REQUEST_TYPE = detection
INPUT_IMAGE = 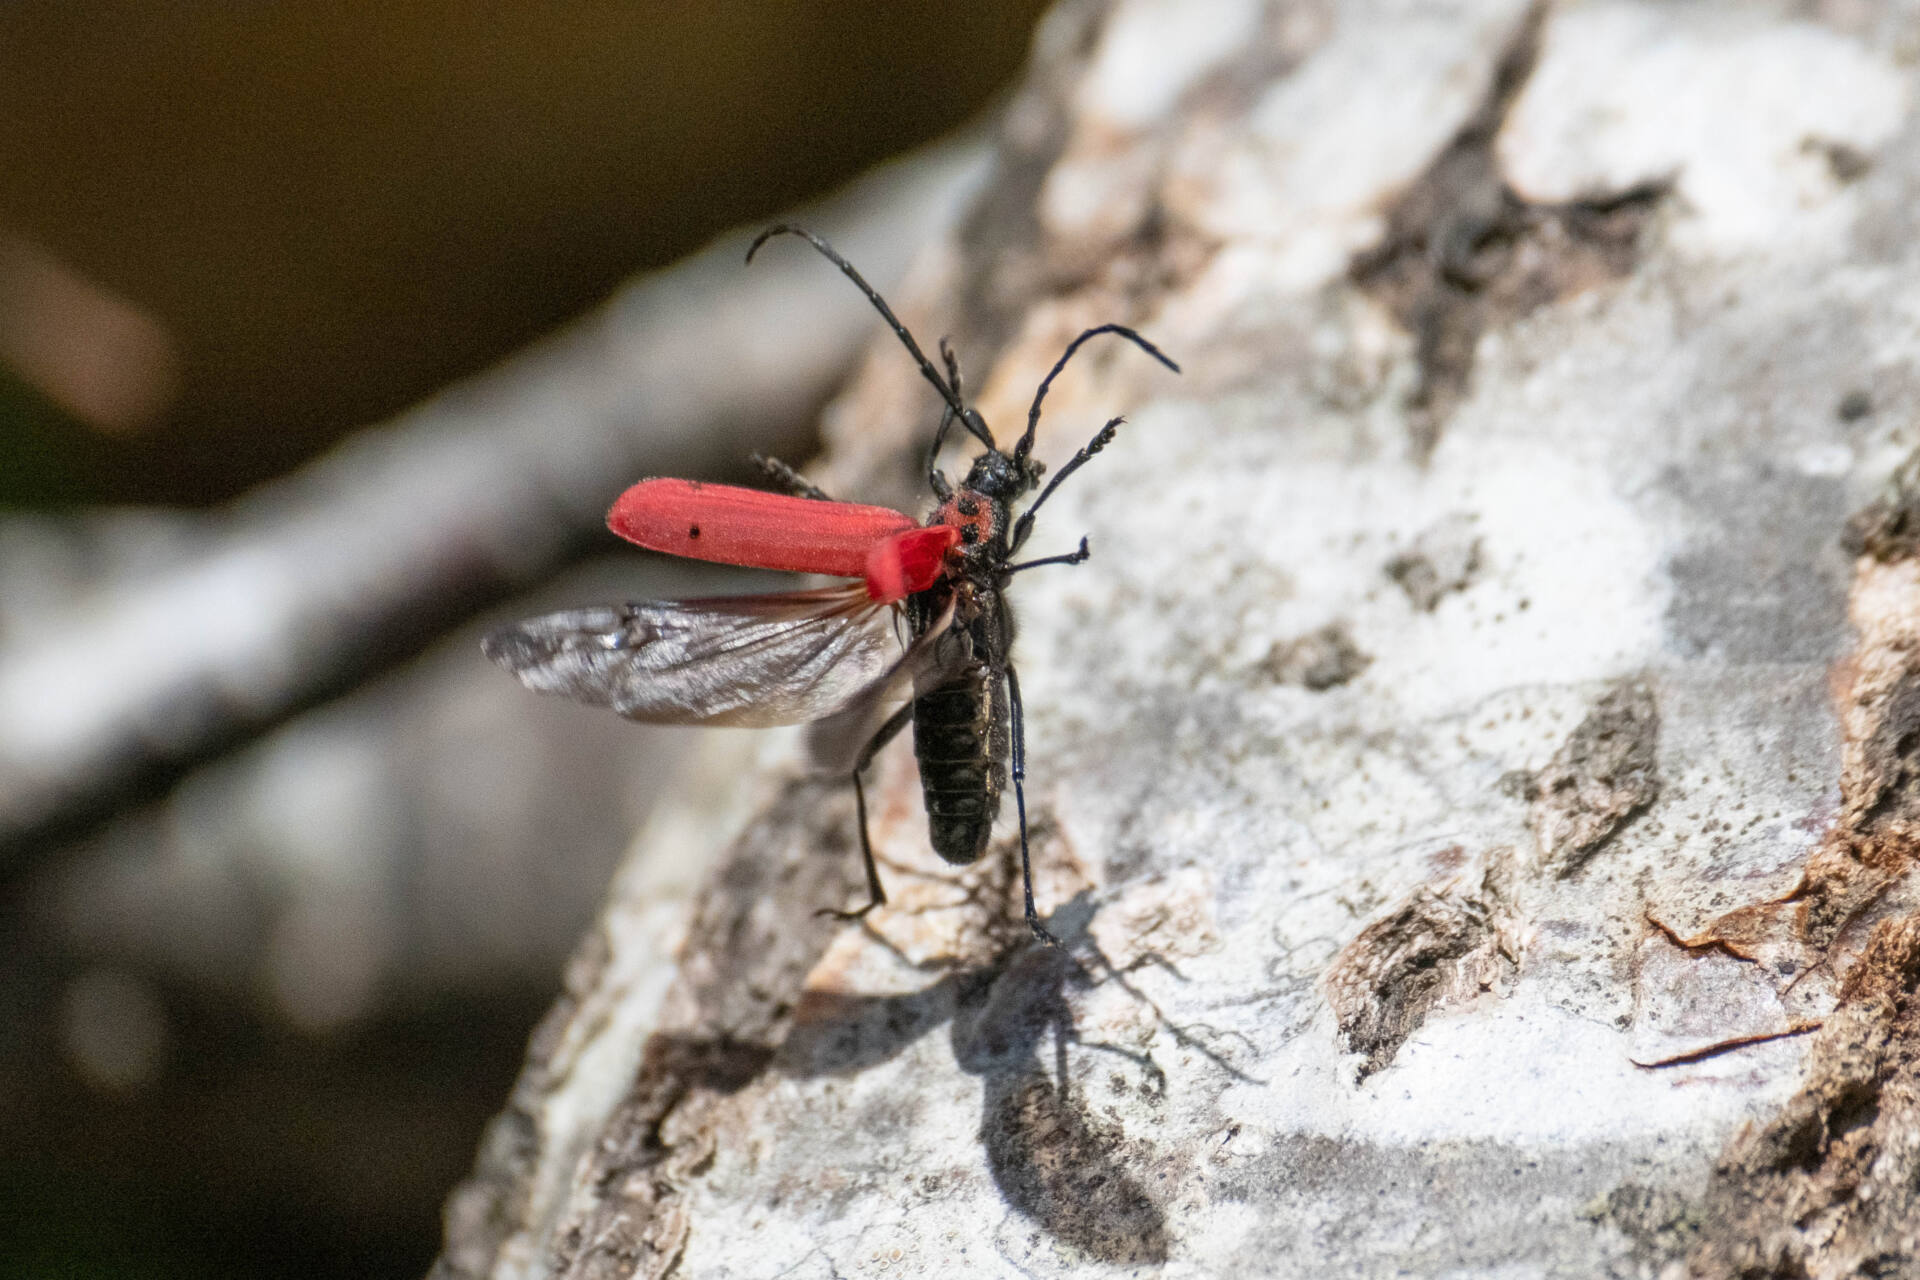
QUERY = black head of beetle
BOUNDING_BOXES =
[960,448,1031,502]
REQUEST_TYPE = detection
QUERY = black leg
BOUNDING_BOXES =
[924,337,969,501]
[927,410,955,502]
[940,336,965,403]
[1009,416,1124,555]
[825,702,916,921]
[1007,536,1091,576]
[751,452,833,502]
[1005,664,1059,945]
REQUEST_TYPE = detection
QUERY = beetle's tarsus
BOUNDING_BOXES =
[751,452,833,502]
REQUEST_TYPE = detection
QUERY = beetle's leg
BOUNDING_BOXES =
[1005,664,1059,945]
[940,336,966,404]
[942,334,998,455]
[927,409,956,502]
[823,701,917,922]
[1007,536,1091,576]
[1009,416,1124,554]
[751,452,834,502]
[925,337,969,500]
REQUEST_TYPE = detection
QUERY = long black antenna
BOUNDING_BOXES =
[1014,324,1180,464]
[747,225,996,449]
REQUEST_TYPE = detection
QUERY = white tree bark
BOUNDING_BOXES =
[436,2,1920,1276]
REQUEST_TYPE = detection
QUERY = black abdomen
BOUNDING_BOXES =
[913,668,1005,865]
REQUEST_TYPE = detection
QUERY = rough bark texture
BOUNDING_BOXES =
[438,0,1920,1275]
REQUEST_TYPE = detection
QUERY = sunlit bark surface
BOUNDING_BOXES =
[438,2,1920,1276]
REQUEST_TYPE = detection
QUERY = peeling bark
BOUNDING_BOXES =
[1528,680,1661,874]
[1324,855,1520,1079]
[1690,917,1920,1280]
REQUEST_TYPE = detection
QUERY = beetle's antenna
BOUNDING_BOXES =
[1013,324,1180,464]
[748,225,996,449]
[1009,417,1123,554]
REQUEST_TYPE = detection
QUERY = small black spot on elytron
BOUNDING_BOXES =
[961,525,980,545]
[689,524,701,538]
[957,495,981,516]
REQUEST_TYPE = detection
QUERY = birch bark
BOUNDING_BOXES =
[438,2,1920,1276]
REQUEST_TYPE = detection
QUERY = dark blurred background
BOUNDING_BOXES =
[1,0,1044,506]
[0,3,1046,1277]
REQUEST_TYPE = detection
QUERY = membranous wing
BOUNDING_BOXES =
[482,584,915,727]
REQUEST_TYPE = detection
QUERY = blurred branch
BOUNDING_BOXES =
[0,137,990,864]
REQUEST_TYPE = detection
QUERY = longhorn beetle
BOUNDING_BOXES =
[483,226,1178,942]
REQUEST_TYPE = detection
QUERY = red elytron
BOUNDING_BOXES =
[608,478,959,603]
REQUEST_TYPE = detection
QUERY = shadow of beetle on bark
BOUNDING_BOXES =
[774,895,1220,1265]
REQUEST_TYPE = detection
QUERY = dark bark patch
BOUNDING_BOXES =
[1350,2,1664,457]
[1811,138,1874,184]
[1526,680,1660,874]
[1768,655,1920,964]
[1259,621,1372,690]
[1324,859,1519,1080]
[1850,671,1920,845]
[1838,388,1874,422]
[1385,514,1482,611]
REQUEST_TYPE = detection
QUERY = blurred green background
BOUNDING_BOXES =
[0,3,1046,1277]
